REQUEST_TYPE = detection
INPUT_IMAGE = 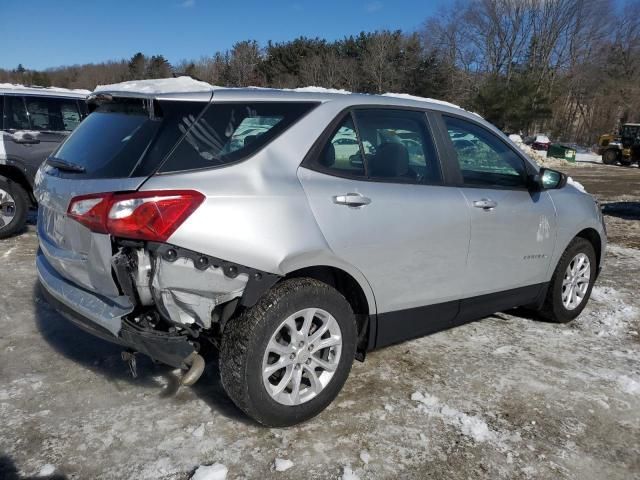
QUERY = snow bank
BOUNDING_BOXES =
[191,463,227,480]
[0,83,90,96]
[273,458,294,472]
[95,76,216,95]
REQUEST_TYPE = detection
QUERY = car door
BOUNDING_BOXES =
[298,108,471,346]
[439,114,557,306]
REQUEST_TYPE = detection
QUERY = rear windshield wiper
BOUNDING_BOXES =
[47,158,86,173]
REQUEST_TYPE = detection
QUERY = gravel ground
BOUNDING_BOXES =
[0,163,638,480]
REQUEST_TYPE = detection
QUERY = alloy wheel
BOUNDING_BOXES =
[0,188,17,229]
[561,252,591,310]
[262,308,342,406]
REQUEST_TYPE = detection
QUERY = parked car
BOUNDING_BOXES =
[525,134,551,151]
[35,80,606,427]
[0,85,89,238]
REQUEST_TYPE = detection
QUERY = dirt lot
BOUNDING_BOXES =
[1,163,639,480]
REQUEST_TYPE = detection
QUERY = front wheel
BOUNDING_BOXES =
[602,149,618,165]
[538,237,597,323]
[220,278,357,427]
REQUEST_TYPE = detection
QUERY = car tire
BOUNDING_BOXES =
[538,237,597,323]
[219,277,357,427]
[0,176,29,239]
[602,149,618,165]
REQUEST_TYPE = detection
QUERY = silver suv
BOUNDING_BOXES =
[35,79,606,427]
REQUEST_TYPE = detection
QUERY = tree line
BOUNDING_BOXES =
[1,0,638,145]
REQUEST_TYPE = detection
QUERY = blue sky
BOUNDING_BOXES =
[0,0,447,70]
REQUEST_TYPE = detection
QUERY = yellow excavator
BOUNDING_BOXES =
[598,123,640,166]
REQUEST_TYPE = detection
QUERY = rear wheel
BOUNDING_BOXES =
[602,149,618,165]
[219,278,357,427]
[0,176,29,239]
[538,237,597,323]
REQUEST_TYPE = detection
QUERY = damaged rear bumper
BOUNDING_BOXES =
[37,251,197,368]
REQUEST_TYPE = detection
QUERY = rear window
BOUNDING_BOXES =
[157,102,318,173]
[52,99,163,178]
[50,100,316,179]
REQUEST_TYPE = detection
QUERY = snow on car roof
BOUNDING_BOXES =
[94,76,217,95]
[0,83,90,97]
[92,77,481,117]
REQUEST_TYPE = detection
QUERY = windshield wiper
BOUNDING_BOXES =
[47,158,86,173]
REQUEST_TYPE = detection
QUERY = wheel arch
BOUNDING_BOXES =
[283,264,376,357]
[575,227,603,269]
[0,164,35,205]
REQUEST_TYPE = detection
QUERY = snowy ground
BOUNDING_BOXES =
[0,164,639,480]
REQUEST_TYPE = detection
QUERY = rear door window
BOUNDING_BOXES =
[25,96,82,132]
[307,108,441,185]
[158,102,318,173]
[4,96,30,130]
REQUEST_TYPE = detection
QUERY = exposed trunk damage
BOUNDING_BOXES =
[112,242,279,333]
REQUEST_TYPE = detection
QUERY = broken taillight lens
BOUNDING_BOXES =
[67,190,205,242]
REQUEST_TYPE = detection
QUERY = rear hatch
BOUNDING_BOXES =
[35,95,210,301]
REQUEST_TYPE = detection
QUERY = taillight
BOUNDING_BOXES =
[67,190,205,242]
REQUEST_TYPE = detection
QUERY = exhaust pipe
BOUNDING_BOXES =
[181,352,205,386]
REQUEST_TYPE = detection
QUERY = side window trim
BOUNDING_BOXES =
[349,110,369,177]
[439,112,534,190]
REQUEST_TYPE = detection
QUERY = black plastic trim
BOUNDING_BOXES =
[371,283,547,350]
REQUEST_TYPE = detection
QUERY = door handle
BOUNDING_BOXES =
[333,193,371,207]
[473,198,497,210]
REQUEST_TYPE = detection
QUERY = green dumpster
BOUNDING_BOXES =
[548,144,576,162]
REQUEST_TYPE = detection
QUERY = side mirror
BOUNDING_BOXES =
[539,168,567,190]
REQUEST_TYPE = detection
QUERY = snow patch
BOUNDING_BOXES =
[359,450,371,465]
[292,86,351,94]
[567,176,587,193]
[38,464,56,476]
[341,465,361,480]
[411,391,496,443]
[191,463,228,480]
[581,285,638,337]
[383,92,483,118]
[95,76,217,95]
[191,423,205,438]
[0,83,90,96]
[273,458,294,472]
[617,375,640,395]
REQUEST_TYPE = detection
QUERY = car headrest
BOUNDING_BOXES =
[320,142,336,167]
[244,135,258,147]
[369,142,409,177]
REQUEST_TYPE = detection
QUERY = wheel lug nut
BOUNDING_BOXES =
[298,341,305,348]
[289,353,295,360]
[295,364,301,370]
[308,344,313,351]
[305,359,311,365]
